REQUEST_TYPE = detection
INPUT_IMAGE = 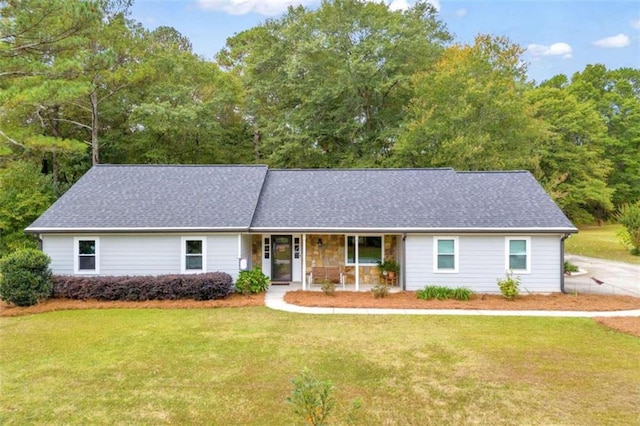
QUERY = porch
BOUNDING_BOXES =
[250,233,403,291]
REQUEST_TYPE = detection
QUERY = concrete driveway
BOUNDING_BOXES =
[564,254,640,297]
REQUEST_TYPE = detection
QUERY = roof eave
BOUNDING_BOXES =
[247,226,579,234]
[25,226,250,234]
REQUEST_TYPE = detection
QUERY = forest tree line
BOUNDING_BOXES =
[1,0,639,254]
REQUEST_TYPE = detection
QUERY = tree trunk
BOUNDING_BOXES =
[253,126,261,162]
[90,90,99,165]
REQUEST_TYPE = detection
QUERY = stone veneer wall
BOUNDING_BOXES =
[305,234,399,285]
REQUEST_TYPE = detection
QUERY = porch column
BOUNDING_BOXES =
[302,233,307,290]
[355,234,360,292]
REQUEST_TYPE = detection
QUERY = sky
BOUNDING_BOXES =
[131,0,640,83]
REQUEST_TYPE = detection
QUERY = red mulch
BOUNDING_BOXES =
[0,293,264,317]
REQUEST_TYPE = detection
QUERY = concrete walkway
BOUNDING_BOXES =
[265,284,640,318]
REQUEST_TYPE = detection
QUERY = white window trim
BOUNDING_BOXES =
[181,236,207,273]
[505,237,531,274]
[433,236,459,273]
[345,235,384,266]
[74,237,100,275]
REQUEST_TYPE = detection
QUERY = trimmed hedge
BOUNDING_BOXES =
[0,249,53,306]
[52,272,234,301]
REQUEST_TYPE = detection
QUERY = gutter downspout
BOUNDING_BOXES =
[401,233,407,291]
[560,233,570,294]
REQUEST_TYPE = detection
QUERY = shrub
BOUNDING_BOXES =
[451,287,474,301]
[320,279,336,296]
[234,267,270,295]
[564,261,579,274]
[416,285,474,301]
[52,272,233,301]
[616,201,640,255]
[371,283,389,298]
[286,368,335,426]
[497,274,520,300]
[0,249,53,306]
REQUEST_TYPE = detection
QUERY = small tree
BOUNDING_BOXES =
[0,249,53,306]
[616,201,640,255]
[286,368,336,426]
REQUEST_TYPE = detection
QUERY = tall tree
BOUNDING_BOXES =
[526,85,613,222]
[0,161,55,256]
[568,65,640,208]
[0,0,143,170]
[116,26,253,164]
[217,0,450,167]
[393,35,543,171]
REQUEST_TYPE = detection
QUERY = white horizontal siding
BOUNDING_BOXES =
[405,234,562,293]
[207,234,241,281]
[42,235,74,275]
[41,233,241,279]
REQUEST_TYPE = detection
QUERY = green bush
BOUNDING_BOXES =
[416,285,474,301]
[0,249,53,306]
[616,201,640,255]
[235,267,270,295]
[564,261,579,274]
[497,274,520,300]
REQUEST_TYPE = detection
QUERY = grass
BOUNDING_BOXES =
[1,308,639,425]
[566,224,640,264]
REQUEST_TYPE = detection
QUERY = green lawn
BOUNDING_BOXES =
[566,224,640,264]
[1,308,639,425]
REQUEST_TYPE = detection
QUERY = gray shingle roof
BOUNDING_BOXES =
[250,168,576,232]
[27,165,576,233]
[27,165,268,232]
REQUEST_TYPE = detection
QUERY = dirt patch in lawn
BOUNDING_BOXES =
[0,293,264,317]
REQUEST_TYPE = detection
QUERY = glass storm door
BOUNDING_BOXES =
[272,235,292,282]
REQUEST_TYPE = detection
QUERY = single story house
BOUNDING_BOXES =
[26,165,577,293]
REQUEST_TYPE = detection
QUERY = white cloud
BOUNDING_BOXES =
[527,42,573,59]
[593,33,631,48]
[196,0,316,16]
[631,19,640,29]
[454,8,467,18]
[388,0,411,11]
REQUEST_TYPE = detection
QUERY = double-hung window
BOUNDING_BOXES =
[346,236,383,265]
[506,237,530,273]
[74,237,99,274]
[434,237,458,273]
[182,237,206,273]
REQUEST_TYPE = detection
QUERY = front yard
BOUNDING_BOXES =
[1,307,639,425]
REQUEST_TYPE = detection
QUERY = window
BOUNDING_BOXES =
[434,237,458,273]
[346,236,383,265]
[74,237,99,274]
[182,237,206,273]
[506,237,530,273]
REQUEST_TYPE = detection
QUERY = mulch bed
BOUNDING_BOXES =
[283,290,640,311]
[0,293,264,317]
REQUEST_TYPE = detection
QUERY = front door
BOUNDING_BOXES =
[272,235,292,282]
